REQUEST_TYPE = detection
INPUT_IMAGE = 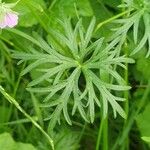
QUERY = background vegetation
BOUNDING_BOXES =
[0,0,150,150]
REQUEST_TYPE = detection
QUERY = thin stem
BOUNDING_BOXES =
[0,35,14,46]
[7,63,26,122]
[102,71,109,150]
[49,0,57,10]
[25,2,69,56]
[78,122,87,141]
[31,93,44,127]
[112,80,150,150]
[122,44,129,150]
[123,45,129,150]
[135,85,149,88]
[122,0,131,146]
[103,117,108,150]
[95,9,134,32]
[96,69,109,150]
[13,62,26,97]
[95,116,108,150]
[0,85,54,150]
[95,116,104,150]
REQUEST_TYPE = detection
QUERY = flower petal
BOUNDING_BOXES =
[0,20,7,28]
[5,12,18,28]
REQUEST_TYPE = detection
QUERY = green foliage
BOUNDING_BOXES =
[136,57,150,80]
[4,0,46,27]
[110,0,150,57]
[136,103,150,138]
[53,128,80,150]
[0,0,150,150]
[49,0,93,17]
[0,132,36,150]
[141,136,150,143]
[12,16,134,130]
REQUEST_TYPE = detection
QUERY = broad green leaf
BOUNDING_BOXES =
[141,136,150,143]
[49,0,93,17]
[15,0,46,27]
[136,103,150,137]
[136,57,150,80]
[0,133,37,150]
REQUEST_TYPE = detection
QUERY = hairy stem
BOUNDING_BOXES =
[0,85,54,150]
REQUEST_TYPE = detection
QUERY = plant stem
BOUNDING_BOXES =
[95,116,104,150]
[103,117,108,150]
[78,122,87,142]
[123,47,129,150]
[0,85,54,150]
[98,70,109,150]
[7,63,26,123]
[31,92,44,127]
[96,116,108,150]
[122,0,131,145]
[13,62,26,97]
[112,80,150,150]
[95,9,134,32]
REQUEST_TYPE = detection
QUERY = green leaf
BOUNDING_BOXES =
[28,63,74,87]
[54,128,80,150]
[141,136,150,143]
[49,0,93,17]
[83,17,96,50]
[13,16,133,128]
[0,133,37,150]
[136,103,150,137]
[15,0,46,27]
[136,56,150,80]
[7,28,41,47]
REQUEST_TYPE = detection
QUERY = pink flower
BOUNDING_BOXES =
[0,12,18,29]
